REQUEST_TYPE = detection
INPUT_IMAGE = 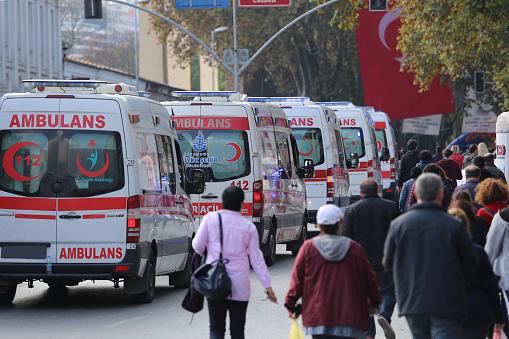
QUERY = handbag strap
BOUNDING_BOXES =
[217,212,224,261]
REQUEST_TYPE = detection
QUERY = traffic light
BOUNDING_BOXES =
[84,0,102,19]
[474,70,485,93]
[369,0,387,11]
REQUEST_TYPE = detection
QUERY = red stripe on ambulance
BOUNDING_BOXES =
[172,116,249,130]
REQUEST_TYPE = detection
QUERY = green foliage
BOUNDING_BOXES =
[146,1,364,101]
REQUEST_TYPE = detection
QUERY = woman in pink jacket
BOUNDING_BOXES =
[192,186,277,339]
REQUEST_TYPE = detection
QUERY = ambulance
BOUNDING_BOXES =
[318,102,382,201]
[247,97,351,227]
[163,92,313,266]
[0,80,204,304]
[370,111,398,201]
[495,111,509,182]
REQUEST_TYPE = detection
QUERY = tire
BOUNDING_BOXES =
[47,282,67,290]
[0,285,16,305]
[264,229,277,267]
[170,250,193,289]
[132,256,156,304]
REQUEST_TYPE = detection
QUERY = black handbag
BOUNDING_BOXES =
[191,213,232,300]
[181,253,205,313]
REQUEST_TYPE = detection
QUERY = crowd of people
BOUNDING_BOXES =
[188,140,509,339]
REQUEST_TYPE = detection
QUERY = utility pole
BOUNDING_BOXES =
[232,0,239,91]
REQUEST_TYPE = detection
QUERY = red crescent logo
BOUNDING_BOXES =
[226,142,242,162]
[2,141,40,182]
[298,144,314,157]
[76,151,110,177]
[377,140,383,151]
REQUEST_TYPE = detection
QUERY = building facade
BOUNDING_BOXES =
[0,0,62,94]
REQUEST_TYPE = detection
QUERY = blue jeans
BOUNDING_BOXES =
[366,290,396,337]
[405,315,461,339]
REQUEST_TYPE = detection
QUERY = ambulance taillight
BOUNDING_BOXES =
[326,168,334,202]
[390,158,396,179]
[127,196,141,243]
[253,180,264,217]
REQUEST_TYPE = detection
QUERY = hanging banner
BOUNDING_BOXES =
[462,88,497,133]
[355,8,455,120]
[402,114,442,136]
[176,0,229,9]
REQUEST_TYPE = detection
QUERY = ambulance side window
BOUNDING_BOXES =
[135,133,162,192]
[275,132,292,179]
[258,130,279,179]
[174,141,186,191]
[335,130,347,168]
[156,135,176,194]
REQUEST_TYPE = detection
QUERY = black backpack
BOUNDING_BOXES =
[191,213,231,300]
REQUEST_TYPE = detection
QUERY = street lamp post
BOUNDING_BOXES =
[211,26,228,91]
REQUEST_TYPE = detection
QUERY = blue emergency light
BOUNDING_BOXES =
[23,79,108,88]
[172,91,239,98]
[317,101,355,106]
[247,97,311,103]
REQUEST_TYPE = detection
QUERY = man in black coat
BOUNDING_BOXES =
[383,173,478,339]
[397,139,419,188]
[342,179,400,339]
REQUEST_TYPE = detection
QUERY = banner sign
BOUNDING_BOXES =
[176,0,229,9]
[402,114,442,136]
[355,8,454,120]
[462,88,497,133]
[239,0,291,7]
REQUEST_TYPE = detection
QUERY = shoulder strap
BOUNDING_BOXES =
[217,212,224,260]
[482,207,495,218]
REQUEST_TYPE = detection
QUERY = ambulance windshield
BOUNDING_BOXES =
[178,130,251,182]
[341,127,366,158]
[292,128,324,167]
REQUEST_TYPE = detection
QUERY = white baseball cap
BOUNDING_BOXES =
[316,204,344,225]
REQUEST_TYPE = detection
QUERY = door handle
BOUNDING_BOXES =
[59,214,82,219]
[201,194,218,200]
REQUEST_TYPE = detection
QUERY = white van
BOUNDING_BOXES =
[248,97,351,228]
[318,102,382,201]
[0,80,203,304]
[163,92,313,266]
[370,111,398,200]
[495,111,509,182]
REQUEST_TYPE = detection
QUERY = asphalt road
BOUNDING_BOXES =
[0,246,412,339]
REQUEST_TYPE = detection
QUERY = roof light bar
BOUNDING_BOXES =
[247,97,311,103]
[172,91,239,98]
[22,79,138,96]
[23,79,108,88]
[317,101,355,107]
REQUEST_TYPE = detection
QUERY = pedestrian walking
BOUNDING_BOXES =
[436,149,463,189]
[397,139,419,188]
[473,156,495,182]
[463,144,478,168]
[285,204,381,339]
[192,186,277,339]
[450,191,488,246]
[408,164,453,210]
[478,142,489,157]
[342,179,400,339]
[454,165,481,208]
[447,208,505,339]
[484,153,507,183]
[475,178,509,228]
[431,146,443,163]
[415,150,433,171]
[383,173,477,339]
[399,167,422,212]
[450,145,464,168]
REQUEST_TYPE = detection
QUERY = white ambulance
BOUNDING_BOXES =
[318,102,382,201]
[0,80,204,304]
[248,97,351,228]
[163,92,313,266]
[495,111,509,182]
[370,111,398,201]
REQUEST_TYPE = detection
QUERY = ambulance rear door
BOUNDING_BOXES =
[56,98,128,264]
[0,97,59,264]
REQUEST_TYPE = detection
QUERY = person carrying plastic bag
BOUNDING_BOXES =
[284,204,381,339]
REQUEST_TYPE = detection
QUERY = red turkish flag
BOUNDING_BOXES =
[355,9,455,120]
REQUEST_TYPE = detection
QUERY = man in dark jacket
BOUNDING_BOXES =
[397,139,419,188]
[383,173,477,339]
[484,153,506,183]
[473,156,496,181]
[343,179,400,339]
[454,165,480,202]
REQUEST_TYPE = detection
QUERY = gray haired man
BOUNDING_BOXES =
[383,173,477,339]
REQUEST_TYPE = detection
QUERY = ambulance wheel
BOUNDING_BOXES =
[170,250,193,289]
[264,229,277,267]
[132,255,156,304]
[0,284,16,305]
[47,282,68,291]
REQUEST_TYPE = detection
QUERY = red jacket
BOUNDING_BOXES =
[477,202,508,227]
[285,239,380,330]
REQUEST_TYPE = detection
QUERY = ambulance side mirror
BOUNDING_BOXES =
[187,169,205,194]
[349,152,360,169]
[299,158,315,178]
